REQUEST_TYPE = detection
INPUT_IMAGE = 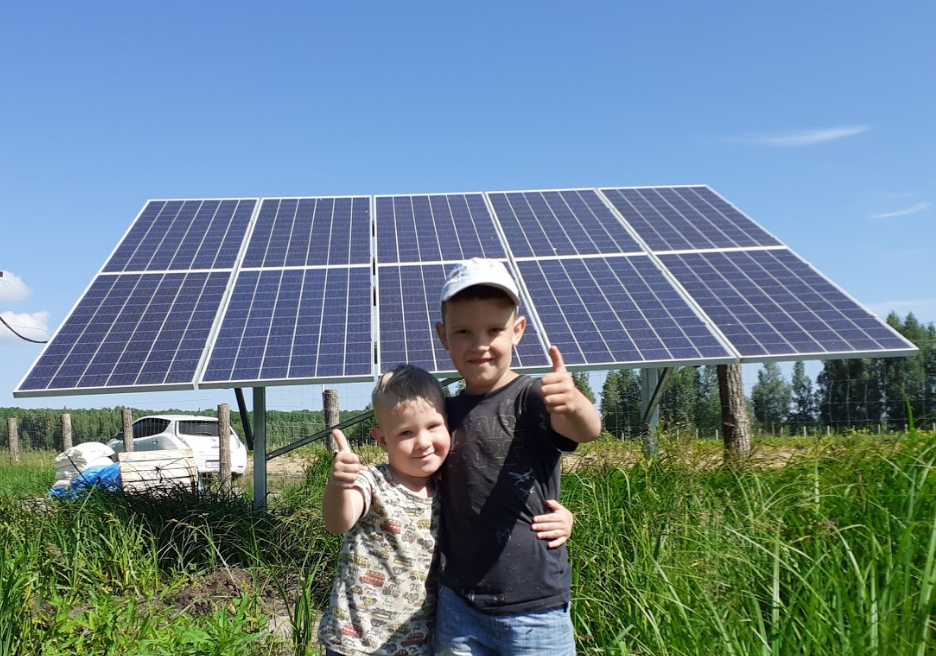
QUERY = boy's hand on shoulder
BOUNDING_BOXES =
[540,345,578,415]
[329,429,364,488]
[532,499,574,549]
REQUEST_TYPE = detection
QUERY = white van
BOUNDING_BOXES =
[106,415,248,477]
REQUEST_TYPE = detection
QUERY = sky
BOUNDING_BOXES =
[1,1,934,414]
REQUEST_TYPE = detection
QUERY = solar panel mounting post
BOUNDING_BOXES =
[640,368,665,458]
[252,387,268,511]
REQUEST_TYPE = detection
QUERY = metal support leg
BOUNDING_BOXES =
[252,387,268,511]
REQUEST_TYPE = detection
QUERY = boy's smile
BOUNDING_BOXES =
[372,398,450,494]
[436,296,526,395]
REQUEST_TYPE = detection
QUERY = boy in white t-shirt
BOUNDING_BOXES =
[318,364,573,656]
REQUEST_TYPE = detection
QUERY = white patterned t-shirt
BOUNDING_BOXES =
[318,464,439,656]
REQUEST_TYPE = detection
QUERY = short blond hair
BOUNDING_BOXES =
[372,364,444,417]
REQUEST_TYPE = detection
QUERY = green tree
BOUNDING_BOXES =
[750,362,791,430]
[572,371,595,404]
[599,370,642,439]
[600,371,623,437]
[788,361,817,433]
[816,358,884,429]
[881,312,931,425]
[660,367,695,431]
[692,366,722,436]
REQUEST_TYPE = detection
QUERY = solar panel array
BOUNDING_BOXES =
[16,186,917,398]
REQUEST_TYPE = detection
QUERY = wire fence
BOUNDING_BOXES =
[3,370,935,454]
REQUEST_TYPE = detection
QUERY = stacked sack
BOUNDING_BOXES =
[52,442,116,491]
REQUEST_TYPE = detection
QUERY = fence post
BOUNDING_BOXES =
[122,409,134,452]
[802,426,806,437]
[826,425,831,436]
[8,418,19,464]
[218,403,232,494]
[62,413,73,451]
[324,389,340,452]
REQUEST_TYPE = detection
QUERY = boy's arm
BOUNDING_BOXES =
[540,345,602,443]
[322,429,367,533]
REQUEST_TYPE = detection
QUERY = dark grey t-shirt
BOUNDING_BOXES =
[438,375,577,615]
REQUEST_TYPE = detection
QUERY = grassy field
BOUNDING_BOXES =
[1,433,935,655]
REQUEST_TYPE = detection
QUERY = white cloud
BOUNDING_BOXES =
[0,271,32,302]
[0,311,51,345]
[871,202,930,219]
[736,124,872,147]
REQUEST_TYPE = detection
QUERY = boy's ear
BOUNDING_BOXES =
[371,426,388,451]
[511,314,527,345]
[435,321,449,350]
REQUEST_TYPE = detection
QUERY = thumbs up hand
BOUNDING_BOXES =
[540,345,578,416]
[329,429,364,489]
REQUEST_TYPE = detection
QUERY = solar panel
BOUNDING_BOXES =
[16,271,230,396]
[658,248,916,359]
[488,189,642,257]
[243,196,371,268]
[516,256,735,367]
[375,194,506,264]
[201,266,373,387]
[103,199,257,272]
[16,185,918,399]
[377,263,550,374]
[600,186,782,252]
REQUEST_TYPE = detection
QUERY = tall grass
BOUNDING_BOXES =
[566,433,936,655]
[1,437,934,654]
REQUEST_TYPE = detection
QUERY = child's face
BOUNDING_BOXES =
[372,397,450,487]
[436,296,526,395]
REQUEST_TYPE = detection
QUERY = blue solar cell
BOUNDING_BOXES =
[657,249,916,358]
[243,197,370,268]
[488,189,642,258]
[599,186,782,252]
[201,266,372,385]
[377,263,550,374]
[103,199,256,273]
[515,256,732,367]
[16,271,230,394]
[375,194,507,264]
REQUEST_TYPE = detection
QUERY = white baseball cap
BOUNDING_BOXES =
[439,258,520,306]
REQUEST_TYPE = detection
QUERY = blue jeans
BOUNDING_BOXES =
[434,585,576,656]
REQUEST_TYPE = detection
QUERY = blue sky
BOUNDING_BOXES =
[1,2,933,413]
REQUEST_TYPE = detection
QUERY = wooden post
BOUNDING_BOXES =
[802,426,807,437]
[8,418,19,464]
[324,389,340,452]
[717,363,751,462]
[218,403,232,494]
[122,409,134,452]
[61,413,73,451]
[826,425,831,436]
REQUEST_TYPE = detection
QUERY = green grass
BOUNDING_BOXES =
[2,437,935,655]
[0,449,55,499]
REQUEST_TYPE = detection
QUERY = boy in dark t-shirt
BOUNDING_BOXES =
[434,258,602,655]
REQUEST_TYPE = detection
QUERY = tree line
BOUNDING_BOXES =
[597,312,936,438]
[0,406,372,452]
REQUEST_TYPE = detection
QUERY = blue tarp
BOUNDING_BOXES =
[50,462,122,498]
